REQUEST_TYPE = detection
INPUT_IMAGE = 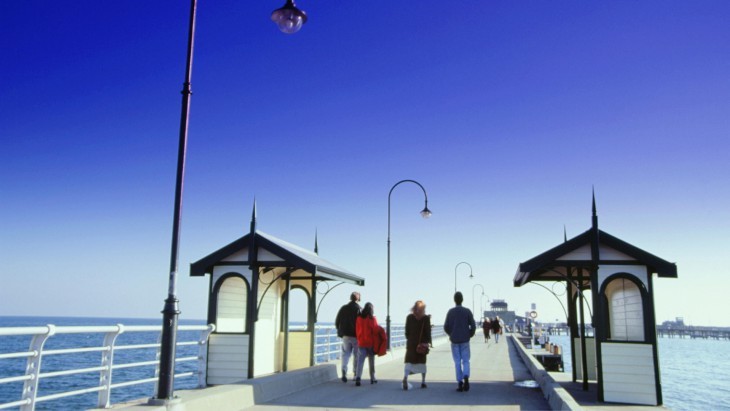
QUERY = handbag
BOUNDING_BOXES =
[415,318,430,355]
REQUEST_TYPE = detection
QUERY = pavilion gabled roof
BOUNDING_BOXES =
[190,230,364,285]
[513,228,677,287]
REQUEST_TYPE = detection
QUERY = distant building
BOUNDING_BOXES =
[482,299,525,331]
[661,317,685,327]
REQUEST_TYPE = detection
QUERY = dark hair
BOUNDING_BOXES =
[350,292,360,302]
[454,292,464,305]
[360,302,374,318]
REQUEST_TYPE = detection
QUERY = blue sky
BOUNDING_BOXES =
[2,1,729,326]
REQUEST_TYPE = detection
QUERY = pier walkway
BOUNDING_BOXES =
[247,335,548,410]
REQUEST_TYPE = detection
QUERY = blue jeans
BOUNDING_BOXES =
[494,331,500,343]
[450,342,471,382]
[356,347,375,381]
[341,336,358,376]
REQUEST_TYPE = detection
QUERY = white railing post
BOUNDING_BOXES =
[197,324,215,388]
[97,324,124,409]
[326,327,332,363]
[20,324,56,411]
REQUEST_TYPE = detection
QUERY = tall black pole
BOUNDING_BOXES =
[155,0,197,400]
[387,179,430,351]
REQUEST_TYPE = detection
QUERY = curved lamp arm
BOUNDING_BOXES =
[454,261,474,293]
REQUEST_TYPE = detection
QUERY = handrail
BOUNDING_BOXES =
[0,323,215,411]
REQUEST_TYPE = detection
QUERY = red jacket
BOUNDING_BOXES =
[356,316,379,348]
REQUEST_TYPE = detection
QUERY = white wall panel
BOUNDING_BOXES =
[254,269,280,376]
[207,334,249,384]
[556,244,591,260]
[222,249,248,262]
[601,343,657,405]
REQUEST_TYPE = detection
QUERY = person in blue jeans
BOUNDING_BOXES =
[444,292,476,392]
[335,292,361,382]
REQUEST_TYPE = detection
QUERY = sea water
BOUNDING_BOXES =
[548,335,730,411]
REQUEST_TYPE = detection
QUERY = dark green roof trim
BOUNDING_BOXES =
[190,230,364,286]
[514,229,677,287]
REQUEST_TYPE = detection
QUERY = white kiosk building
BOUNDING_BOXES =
[514,195,677,406]
[190,205,364,384]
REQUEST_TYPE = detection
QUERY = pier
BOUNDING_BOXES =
[656,325,730,340]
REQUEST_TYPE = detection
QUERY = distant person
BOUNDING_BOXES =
[482,318,491,343]
[444,292,476,392]
[492,316,502,343]
[355,302,379,386]
[335,291,361,383]
[403,300,432,390]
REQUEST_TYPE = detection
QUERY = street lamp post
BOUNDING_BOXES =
[472,283,485,315]
[154,0,307,402]
[387,179,431,350]
[454,261,474,293]
[480,292,489,317]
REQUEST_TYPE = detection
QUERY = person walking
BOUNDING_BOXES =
[444,292,476,392]
[403,300,432,390]
[335,292,361,383]
[355,302,379,386]
[482,318,491,343]
[491,316,502,343]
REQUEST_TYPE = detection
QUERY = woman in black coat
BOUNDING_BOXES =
[403,300,432,390]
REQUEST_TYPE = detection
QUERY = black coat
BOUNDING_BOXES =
[335,301,361,338]
[404,314,431,364]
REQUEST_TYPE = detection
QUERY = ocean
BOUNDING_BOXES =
[1,317,728,410]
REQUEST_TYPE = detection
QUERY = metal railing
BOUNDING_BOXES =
[0,324,215,410]
[312,324,446,364]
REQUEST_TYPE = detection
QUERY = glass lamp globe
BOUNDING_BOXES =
[420,206,432,219]
[271,0,307,34]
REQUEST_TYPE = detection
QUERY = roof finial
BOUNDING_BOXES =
[314,229,319,255]
[592,186,597,217]
[591,187,598,230]
[250,197,257,234]
[564,225,568,243]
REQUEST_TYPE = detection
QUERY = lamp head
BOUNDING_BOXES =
[420,206,432,219]
[271,0,307,34]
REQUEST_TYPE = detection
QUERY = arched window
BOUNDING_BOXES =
[605,277,644,341]
[216,275,248,333]
[282,286,311,332]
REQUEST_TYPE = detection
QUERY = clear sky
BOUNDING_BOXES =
[2,1,729,327]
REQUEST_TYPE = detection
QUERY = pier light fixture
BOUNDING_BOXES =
[387,179,431,350]
[154,0,307,403]
[271,0,308,34]
[454,261,474,293]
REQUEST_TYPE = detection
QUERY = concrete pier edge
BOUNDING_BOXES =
[509,335,581,411]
